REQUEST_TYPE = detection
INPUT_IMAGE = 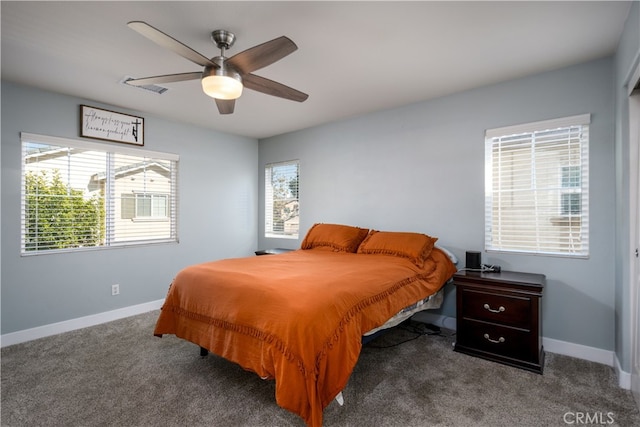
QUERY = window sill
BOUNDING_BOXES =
[549,216,582,226]
[264,233,299,240]
[131,217,169,223]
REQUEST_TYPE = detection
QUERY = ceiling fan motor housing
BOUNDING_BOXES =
[201,57,243,100]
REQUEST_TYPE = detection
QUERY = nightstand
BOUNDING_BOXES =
[453,270,545,374]
[254,248,293,256]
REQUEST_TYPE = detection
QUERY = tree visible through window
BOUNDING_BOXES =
[24,170,105,251]
[265,160,299,238]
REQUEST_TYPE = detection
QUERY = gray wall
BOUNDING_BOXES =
[1,82,259,334]
[614,0,640,372]
[259,58,617,352]
[3,4,638,367]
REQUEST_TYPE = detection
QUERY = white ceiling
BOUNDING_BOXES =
[1,1,632,139]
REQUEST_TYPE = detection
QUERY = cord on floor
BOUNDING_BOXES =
[365,320,456,349]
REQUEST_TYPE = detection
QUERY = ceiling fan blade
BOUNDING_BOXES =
[128,21,216,68]
[227,36,297,75]
[215,99,235,115]
[126,72,202,86]
[243,74,308,102]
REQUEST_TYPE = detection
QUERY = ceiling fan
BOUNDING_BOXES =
[126,21,308,114]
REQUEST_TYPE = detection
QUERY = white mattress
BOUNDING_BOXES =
[363,286,445,336]
[362,245,457,336]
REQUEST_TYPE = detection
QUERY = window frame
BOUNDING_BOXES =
[122,192,170,221]
[20,132,179,256]
[484,114,590,258]
[264,159,300,239]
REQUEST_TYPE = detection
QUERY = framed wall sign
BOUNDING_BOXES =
[80,105,144,146]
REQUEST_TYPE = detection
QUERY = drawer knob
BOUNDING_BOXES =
[483,303,505,313]
[483,333,505,344]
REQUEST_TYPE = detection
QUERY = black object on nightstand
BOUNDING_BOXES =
[453,270,545,374]
[254,248,293,256]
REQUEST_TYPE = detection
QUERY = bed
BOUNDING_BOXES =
[154,224,457,426]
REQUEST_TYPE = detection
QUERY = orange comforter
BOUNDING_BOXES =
[154,247,456,426]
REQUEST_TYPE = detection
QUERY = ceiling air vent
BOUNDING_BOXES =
[120,76,169,95]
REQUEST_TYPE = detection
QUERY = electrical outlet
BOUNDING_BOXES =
[111,284,120,296]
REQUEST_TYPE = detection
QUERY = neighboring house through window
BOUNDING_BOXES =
[265,160,299,239]
[21,133,178,254]
[484,114,590,257]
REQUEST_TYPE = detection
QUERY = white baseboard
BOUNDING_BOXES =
[541,336,614,366]
[0,299,164,348]
[411,312,631,390]
[615,354,632,390]
[3,304,634,391]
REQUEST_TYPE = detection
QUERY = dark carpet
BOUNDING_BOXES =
[2,311,639,426]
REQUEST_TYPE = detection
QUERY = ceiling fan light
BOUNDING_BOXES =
[201,65,243,100]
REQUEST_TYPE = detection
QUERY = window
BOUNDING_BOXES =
[21,132,178,254]
[560,165,581,216]
[121,193,169,219]
[484,114,589,257]
[265,160,299,238]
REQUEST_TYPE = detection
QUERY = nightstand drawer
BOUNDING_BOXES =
[453,270,545,373]
[460,288,531,329]
[457,320,535,362]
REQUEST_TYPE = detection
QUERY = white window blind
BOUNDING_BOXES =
[265,160,299,239]
[21,132,179,255]
[485,114,590,257]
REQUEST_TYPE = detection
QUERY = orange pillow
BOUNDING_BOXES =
[300,223,369,253]
[357,230,438,267]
